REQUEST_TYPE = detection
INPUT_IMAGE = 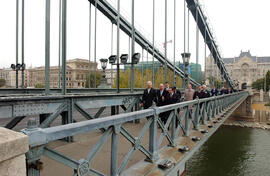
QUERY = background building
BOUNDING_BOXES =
[0,58,97,88]
[124,61,202,83]
[206,51,270,89]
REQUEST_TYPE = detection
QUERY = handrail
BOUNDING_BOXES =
[22,91,248,176]
[23,91,247,147]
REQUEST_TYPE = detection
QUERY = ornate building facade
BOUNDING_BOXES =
[206,51,270,89]
[0,58,97,88]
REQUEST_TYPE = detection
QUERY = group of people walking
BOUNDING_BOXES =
[140,81,237,124]
[140,81,181,110]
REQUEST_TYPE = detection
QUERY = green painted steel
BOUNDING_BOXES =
[22,91,248,176]
[45,0,50,95]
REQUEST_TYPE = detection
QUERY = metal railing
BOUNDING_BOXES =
[22,91,248,176]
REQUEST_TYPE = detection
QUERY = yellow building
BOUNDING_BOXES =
[27,58,97,88]
[0,58,97,88]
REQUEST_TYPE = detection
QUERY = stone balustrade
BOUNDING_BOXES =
[0,127,28,176]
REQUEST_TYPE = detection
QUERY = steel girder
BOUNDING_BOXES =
[87,0,200,87]
[186,0,235,89]
[0,93,142,119]
[0,88,144,95]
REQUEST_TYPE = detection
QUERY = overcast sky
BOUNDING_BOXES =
[0,0,270,70]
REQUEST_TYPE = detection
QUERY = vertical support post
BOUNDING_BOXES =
[183,0,186,88]
[116,105,119,114]
[67,99,74,142]
[187,6,190,53]
[141,48,144,88]
[195,3,199,82]
[88,3,92,88]
[134,101,140,123]
[27,161,41,176]
[201,103,206,125]
[111,22,113,88]
[21,0,25,88]
[149,114,158,162]
[131,0,135,92]
[116,0,120,93]
[204,23,207,81]
[184,107,190,136]
[61,0,67,95]
[152,0,155,87]
[194,102,200,130]
[25,119,41,176]
[94,0,98,88]
[210,45,213,88]
[111,128,118,176]
[146,45,149,82]
[15,0,19,89]
[171,109,176,146]
[45,0,51,95]
[128,37,131,88]
[164,0,168,82]
[173,0,176,87]
[58,0,62,88]
[61,100,73,142]
[111,106,116,115]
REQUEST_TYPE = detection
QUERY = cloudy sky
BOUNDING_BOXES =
[0,0,270,70]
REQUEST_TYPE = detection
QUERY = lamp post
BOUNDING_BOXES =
[98,58,109,88]
[11,63,26,88]
[109,53,141,93]
[181,52,191,88]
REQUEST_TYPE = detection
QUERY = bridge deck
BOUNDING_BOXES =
[13,91,248,176]
[36,95,244,176]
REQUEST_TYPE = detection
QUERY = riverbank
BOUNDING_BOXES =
[223,120,270,130]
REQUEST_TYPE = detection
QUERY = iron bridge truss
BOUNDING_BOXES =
[22,91,248,176]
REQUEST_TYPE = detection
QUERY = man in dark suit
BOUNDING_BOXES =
[140,81,156,109]
[193,85,205,99]
[156,83,169,124]
[211,86,219,96]
[167,87,178,105]
[172,86,181,103]
[202,85,211,98]
[156,83,168,107]
[167,87,180,128]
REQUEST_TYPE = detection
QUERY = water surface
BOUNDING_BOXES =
[186,126,270,176]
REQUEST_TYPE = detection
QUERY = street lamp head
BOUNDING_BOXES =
[100,58,108,69]
[132,53,141,64]
[16,64,21,70]
[108,55,117,64]
[21,63,26,70]
[120,54,128,64]
[181,52,191,65]
[11,64,16,70]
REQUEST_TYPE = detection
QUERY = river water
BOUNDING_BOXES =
[186,126,270,176]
